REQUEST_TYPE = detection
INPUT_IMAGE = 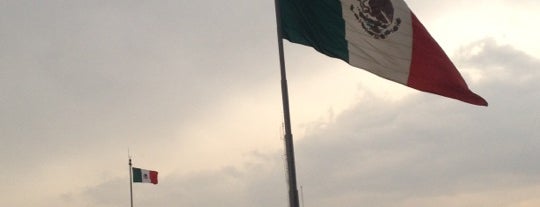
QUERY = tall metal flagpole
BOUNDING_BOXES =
[129,157,134,207]
[273,1,300,207]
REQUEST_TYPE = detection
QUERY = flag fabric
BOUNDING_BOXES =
[132,167,158,184]
[279,0,487,106]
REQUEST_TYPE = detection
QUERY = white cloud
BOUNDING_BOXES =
[55,38,540,207]
[290,39,540,207]
[1,0,539,206]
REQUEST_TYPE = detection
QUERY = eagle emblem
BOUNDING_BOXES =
[349,0,401,39]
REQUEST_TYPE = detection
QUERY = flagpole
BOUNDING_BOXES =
[129,157,134,207]
[273,1,300,207]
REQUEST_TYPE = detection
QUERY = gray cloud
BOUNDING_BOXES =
[0,0,281,172]
[1,0,538,206]
[75,151,288,207]
[292,39,540,206]
[68,38,540,207]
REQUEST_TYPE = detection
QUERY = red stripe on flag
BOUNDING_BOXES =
[149,171,158,185]
[407,13,487,106]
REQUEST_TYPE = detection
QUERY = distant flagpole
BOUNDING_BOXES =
[273,0,300,207]
[129,156,134,207]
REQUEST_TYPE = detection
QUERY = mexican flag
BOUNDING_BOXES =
[279,0,487,106]
[132,167,158,184]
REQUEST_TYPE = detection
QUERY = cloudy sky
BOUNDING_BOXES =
[1,0,539,206]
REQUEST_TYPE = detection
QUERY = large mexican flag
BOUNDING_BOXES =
[279,0,487,106]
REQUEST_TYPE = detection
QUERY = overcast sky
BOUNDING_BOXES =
[1,0,539,207]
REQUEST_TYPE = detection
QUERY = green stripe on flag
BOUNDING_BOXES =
[132,168,143,182]
[280,0,349,61]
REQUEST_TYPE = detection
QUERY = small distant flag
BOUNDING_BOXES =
[132,167,158,185]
